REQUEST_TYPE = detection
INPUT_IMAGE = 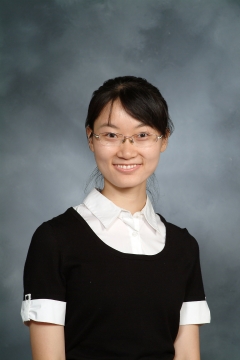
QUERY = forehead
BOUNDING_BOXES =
[94,100,151,131]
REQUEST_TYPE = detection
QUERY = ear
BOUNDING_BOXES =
[160,133,169,153]
[86,126,94,152]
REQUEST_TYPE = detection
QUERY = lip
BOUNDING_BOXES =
[113,164,142,173]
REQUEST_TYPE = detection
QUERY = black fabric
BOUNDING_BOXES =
[23,208,206,360]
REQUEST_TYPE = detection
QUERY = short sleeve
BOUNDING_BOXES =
[20,222,66,325]
[180,234,211,325]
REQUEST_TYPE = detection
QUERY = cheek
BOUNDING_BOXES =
[93,147,114,167]
[144,148,161,164]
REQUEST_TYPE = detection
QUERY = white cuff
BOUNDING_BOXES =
[180,300,211,325]
[21,294,66,325]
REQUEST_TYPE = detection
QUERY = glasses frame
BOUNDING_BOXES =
[92,132,163,146]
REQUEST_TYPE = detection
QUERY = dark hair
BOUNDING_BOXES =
[85,76,174,137]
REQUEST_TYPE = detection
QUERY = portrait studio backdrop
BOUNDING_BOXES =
[1,1,240,359]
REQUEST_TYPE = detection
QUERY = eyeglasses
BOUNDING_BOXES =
[92,132,163,147]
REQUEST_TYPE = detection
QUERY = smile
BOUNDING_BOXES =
[114,164,142,173]
[116,164,139,169]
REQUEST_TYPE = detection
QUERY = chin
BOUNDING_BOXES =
[108,178,146,190]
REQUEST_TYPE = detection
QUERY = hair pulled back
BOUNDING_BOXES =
[85,76,174,137]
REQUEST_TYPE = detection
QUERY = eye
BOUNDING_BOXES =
[137,132,150,139]
[103,132,118,139]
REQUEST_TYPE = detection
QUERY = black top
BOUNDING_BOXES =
[23,208,206,360]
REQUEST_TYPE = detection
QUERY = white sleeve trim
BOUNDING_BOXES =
[180,300,211,325]
[20,295,66,325]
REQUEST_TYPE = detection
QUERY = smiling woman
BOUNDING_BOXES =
[86,98,168,212]
[21,76,210,360]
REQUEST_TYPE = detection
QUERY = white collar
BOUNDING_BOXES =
[83,188,164,235]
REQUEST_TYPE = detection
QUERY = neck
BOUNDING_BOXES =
[101,181,147,214]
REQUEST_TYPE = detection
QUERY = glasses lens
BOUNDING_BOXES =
[133,133,157,147]
[98,133,158,146]
[100,133,122,145]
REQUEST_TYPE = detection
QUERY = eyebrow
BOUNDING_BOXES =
[98,123,119,129]
[98,122,148,129]
[135,122,148,128]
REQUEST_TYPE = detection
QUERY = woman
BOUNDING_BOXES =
[21,76,210,360]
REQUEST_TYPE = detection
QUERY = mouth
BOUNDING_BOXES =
[113,164,142,172]
[115,164,139,169]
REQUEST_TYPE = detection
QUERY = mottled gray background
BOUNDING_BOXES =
[1,0,240,359]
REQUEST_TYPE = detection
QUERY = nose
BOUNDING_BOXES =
[122,136,134,144]
[116,137,138,159]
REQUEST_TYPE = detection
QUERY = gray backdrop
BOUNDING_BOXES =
[1,0,240,359]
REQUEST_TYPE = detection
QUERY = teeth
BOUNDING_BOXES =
[117,164,138,169]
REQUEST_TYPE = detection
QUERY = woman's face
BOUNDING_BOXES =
[86,99,168,192]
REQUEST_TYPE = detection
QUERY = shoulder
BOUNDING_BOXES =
[39,207,82,228]
[158,213,199,257]
[31,208,80,248]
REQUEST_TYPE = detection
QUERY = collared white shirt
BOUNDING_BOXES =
[74,188,166,255]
